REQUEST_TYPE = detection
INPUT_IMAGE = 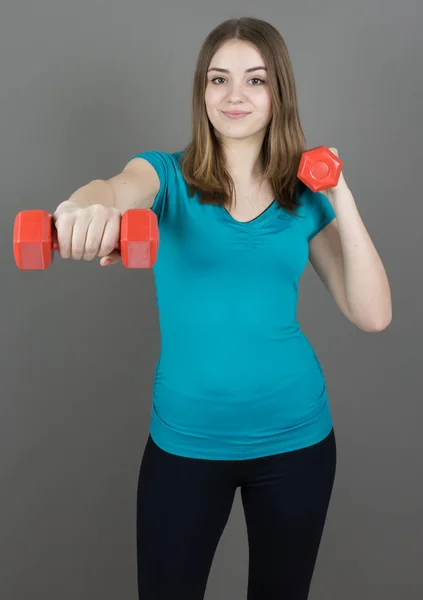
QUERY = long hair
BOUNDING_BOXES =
[180,17,306,214]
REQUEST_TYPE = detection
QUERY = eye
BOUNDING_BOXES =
[210,77,266,86]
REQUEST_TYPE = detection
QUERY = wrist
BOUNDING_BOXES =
[326,177,350,202]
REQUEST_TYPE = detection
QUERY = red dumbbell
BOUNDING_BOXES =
[13,208,159,270]
[297,146,343,192]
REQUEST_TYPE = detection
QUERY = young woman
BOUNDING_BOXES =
[53,16,392,600]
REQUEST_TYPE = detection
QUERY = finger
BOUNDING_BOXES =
[100,250,121,266]
[71,213,94,260]
[54,213,75,259]
[97,211,121,258]
[82,216,108,261]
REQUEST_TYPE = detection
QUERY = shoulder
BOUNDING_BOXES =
[129,149,188,221]
[295,181,324,210]
[295,182,336,241]
[131,149,184,174]
[130,149,187,194]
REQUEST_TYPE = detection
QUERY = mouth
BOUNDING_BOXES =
[222,111,250,119]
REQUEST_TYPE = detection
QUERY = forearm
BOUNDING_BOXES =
[56,179,115,211]
[328,184,392,331]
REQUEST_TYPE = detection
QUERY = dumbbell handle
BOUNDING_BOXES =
[49,223,122,254]
[34,211,142,257]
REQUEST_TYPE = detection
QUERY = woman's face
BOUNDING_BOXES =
[205,39,273,142]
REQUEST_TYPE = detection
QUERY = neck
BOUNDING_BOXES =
[220,134,265,183]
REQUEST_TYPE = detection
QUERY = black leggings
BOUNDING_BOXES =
[136,429,337,600]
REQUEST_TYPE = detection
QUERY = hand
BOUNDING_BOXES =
[53,202,122,266]
[323,147,349,200]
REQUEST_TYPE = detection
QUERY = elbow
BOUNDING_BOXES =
[347,296,393,333]
[356,312,393,333]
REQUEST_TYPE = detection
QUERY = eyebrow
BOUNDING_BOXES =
[207,66,267,73]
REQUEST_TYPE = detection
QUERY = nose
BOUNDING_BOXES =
[225,80,246,103]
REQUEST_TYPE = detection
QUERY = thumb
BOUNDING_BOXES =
[100,250,121,266]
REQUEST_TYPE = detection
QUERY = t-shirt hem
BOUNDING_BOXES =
[148,398,334,461]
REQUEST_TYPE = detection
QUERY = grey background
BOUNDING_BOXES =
[0,1,421,599]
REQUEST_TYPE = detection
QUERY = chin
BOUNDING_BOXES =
[214,131,250,142]
[215,125,266,142]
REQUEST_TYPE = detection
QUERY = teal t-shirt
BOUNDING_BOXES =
[131,149,336,460]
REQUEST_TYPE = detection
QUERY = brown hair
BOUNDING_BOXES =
[180,17,306,214]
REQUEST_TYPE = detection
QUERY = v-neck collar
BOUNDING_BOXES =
[215,199,278,229]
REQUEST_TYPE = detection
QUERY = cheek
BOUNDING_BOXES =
[256,89,272,112]
[205,86,222,108]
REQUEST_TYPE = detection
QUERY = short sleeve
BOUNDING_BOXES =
[302,188,336,241]
[129,150,178,222]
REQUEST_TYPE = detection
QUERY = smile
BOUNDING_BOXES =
[222,111,250,119]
